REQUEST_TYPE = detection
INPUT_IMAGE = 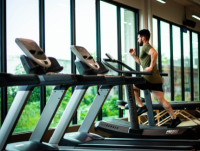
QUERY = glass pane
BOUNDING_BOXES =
[153,18,158,52]
[76,0,96,124]
[192,32,199,101]
[7,0,39,133]
[183,31,191,101]
[121,8,136,117]
[77,86,97,124]
[172,26,182,101]
[153,18,159,67]
[100,1,119,120]
[161,21,171,101]
[45,0,71,128]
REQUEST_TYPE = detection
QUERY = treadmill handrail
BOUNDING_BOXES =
[102,59,151,75]
[0,73,40,87]
[102,59,168,76]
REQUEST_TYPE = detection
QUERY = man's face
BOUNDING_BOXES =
[138,35,143,46]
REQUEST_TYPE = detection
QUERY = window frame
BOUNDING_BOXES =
[153,15,200,101]
[0,0,138,127]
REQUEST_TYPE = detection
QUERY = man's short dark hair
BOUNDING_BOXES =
[138,29,150,41]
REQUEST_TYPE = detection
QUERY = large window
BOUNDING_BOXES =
[153,17,200,102]
[121,8,136,117]
[1,0,139,132]
[100,1,119,120]
[192,32,199,101]
[183,31,191,101]
[7,0,40,133]
[172,25,182,101]
[45,0,71,128]
[160,21,171,101]
[76,0,97,124]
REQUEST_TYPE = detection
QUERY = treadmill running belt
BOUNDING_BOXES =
[77,139,194,150]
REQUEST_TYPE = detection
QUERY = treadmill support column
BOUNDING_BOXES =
[144,90,155,126]
[49,85,89,145]
[0,86,33,151]
[30,85,70,142]
[124,73,139,130]
[78,85,112,133]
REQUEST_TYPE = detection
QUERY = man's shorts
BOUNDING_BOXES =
[134,80,163,92]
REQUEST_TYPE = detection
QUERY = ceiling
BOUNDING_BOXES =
[173,0,200,15]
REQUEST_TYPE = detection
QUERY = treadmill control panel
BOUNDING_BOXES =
[15,38,51,68]
[71,45,100,71]
[96,121,129,133]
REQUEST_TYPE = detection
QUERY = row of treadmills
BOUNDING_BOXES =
[0,38,200,151]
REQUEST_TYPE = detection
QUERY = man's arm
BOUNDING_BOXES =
[144,48,158,72]
[129,48,141,65]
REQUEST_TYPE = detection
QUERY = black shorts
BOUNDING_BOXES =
[134,80,163,92]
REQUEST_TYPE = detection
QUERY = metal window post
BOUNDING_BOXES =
[96,0,103,121]
[170,24,174,101]
[180,29,185,101]
[117,6,123,118]
[70,0,77,124]
[39,0,46,113]
[0,0,7,125]
[190,31,194,101]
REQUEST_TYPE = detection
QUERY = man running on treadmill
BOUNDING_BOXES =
[129,29,181,128]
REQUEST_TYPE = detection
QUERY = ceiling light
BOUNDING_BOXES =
[156,0,166,4]
[192,15,200,21]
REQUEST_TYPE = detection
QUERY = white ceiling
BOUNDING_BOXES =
[173,0,200,15]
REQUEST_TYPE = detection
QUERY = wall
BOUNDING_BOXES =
[113,0,200,33]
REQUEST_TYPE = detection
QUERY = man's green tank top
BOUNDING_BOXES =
[139,43,162,84]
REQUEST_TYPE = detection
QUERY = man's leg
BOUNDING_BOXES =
[133,85,144,107]
[152,90,176,119]
[133,85,148,116]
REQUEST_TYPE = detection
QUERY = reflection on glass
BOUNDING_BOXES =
[45,0,71,128]
[121,8,135,117]
[153,18,158,51]
[192,32,199,101]
[172,26,182,101]
[101,1,119,120]
[183,31,191,101]
[153,18,159,67]
[76,0,96,124]
[161,21,171,101]
[7,0,40,133]
[151,18,159,101]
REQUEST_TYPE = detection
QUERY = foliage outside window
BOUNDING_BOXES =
[161,21,171,101]
[45,0,71,128]
[76,0,97,124]
[153,18,159,67]
[192,32,199,101]
[183,31,191,101]
[7,0,40,133]
[172,25,182,101]
[121,8,136,117]
[101,1,119,120]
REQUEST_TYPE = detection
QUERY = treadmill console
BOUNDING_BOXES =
[16,38,63,74]
[71,46,100,71]
[105,53,115,61]
[15,38,51,68]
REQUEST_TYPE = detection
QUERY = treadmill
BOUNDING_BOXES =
[46,46,198,151]
[1,38,118,151]
[1,38,146,151]
[93,54,200,139]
